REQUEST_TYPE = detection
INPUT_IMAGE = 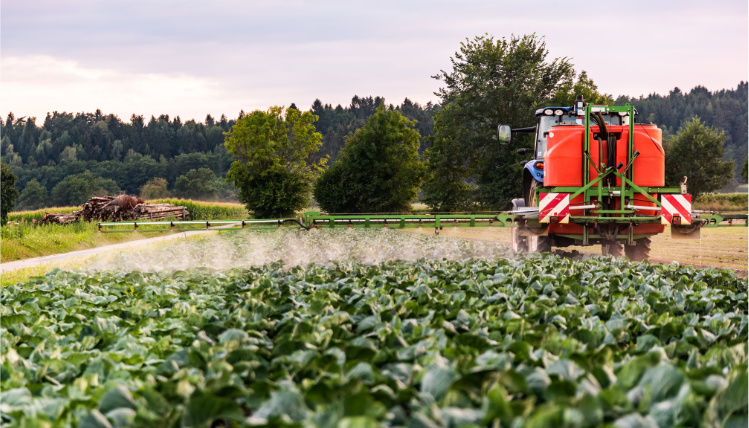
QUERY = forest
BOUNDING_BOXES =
[1,82,745,209]
[616,82,747,180]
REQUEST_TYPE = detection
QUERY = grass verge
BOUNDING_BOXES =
[0,221,176,263]
[2,200,249,263]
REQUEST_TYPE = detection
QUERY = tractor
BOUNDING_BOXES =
[498,95,696,261]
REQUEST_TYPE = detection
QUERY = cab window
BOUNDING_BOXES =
[535,114,622,158]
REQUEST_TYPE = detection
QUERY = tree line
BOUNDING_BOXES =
[617,83,747,183]
[0,98,437,209]
[1,33,745,217]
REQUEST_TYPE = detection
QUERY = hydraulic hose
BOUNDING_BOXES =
[593,112,608,139]
[590,113,605,173]
[283,218,312,230]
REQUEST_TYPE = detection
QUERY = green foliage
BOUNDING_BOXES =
[693,192,748,211]
[665,117,734,196]
[49,171,121,206]
[2,82,744,207]
[312,96,437,161]
[1,253,746,426]
[551,70,613,106]
[174,168,221,201]
[140,177,170,199]
[422,103,480,211]
[314,104,424,212]
[742,156,747,183]
[423,33,575,210]
[17,178,47,210]
[1,160,19,222]
[225,106,325,218]
[234,167,311,218]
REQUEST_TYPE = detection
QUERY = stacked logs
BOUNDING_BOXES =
[76,195,143,221]
[40,213,78,224]
[131,203,189,221]
[41,195,189,224]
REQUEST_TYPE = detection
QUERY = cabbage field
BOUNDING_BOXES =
[1,230,747,427]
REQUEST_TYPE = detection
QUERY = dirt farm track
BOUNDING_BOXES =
[407,226,749,276]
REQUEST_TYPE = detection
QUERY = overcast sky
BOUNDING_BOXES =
[1,0,747,123]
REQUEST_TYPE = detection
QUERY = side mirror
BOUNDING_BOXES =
[497,125,511,144]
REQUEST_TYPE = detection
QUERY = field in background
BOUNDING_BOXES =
[7,206,79,222]
[148,198,249,219]
[406,225,748,274]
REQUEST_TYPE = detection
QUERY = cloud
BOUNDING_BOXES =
[1,0,746,120]
[1,55,236,121]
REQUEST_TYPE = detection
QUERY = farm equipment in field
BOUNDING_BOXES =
[495,96,745,260]
[98,96,747,261]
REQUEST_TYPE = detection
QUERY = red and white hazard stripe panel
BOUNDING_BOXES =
[661,194,691,225]
[539,193,570,223]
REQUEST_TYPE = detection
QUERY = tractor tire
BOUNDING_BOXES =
[602,240,623,257]
[511,227,528,253]
[523,179,551,253]
[525,179,541,207]
[529,235,552,253]
[625,237,652,262]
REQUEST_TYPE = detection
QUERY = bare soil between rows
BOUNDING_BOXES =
[404,226,749,277]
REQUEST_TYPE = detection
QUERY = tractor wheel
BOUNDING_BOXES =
[523,179,551,253]
[529,235,552,253]
[511,227,528,253]
[525,179,541,207]
[625,237,652,262]
[602,240,623,257]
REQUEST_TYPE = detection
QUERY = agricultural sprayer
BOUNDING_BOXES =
[98,96,747,261]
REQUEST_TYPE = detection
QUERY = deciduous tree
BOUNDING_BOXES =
[423,34,575,210]
[224,107,325,218]
[665,117,734,196]
[314,104,424,213]
[140,177,170,200]
[50,172,120,206]
[17,179,47,210]
[174,169,220,201]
